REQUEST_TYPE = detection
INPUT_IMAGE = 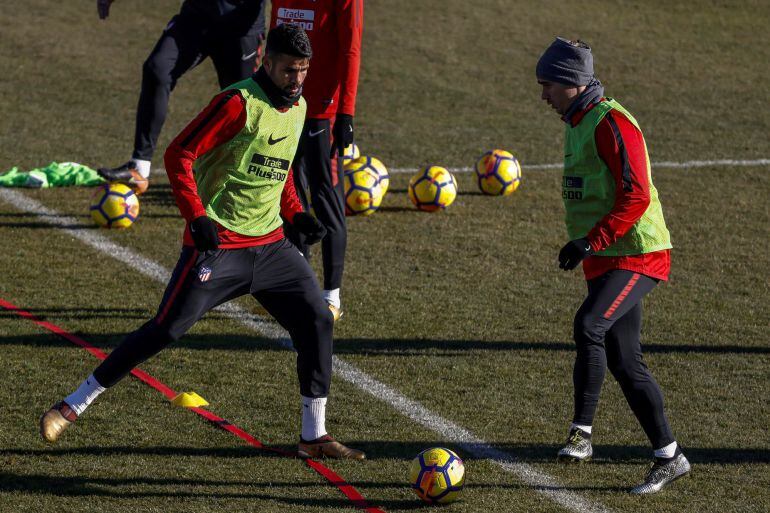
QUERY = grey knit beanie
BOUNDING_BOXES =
[536,37,594,86]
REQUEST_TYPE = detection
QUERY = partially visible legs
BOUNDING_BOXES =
[40,247,252,442]
[558,269,689,492]
[99,15,208,192]
[285,119,347,319]
[209,31,262,88]
[250,239,363,459]
[605,301,674,450]
[571,271,658,430]
[133,15,208,163]
[559,270,656,462]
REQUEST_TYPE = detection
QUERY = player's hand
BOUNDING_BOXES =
[190,216,220,252]
[329,114,354,158]
[293,212,327,245]
[558,238,593,271]
[97,0,115,20]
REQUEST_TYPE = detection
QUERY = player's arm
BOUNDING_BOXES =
[330,0,364,156]
[280,167,303,223]
[335,0,363,116]
[586,111,652,252]
[164,90,247,250]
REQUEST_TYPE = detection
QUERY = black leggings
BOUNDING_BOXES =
[285,118,347,290]
[133,13,261,161]
[572,270,674,449]
[94,240,334,398]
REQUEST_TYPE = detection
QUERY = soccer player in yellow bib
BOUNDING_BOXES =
[40,24,364,461]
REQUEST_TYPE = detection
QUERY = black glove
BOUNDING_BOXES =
[558,238,593,271]
[189,216,220,252]
[330,114,354,158]
[292,212,327,245]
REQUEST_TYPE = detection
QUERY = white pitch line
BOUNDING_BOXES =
[0,188,609,513]
[388,157,770,174]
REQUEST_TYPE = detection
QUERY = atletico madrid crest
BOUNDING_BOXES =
[198,266,212,282]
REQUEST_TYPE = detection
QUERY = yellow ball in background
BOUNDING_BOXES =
[89,183,140,229]
[474,149,521,196]
[344,155,389,195]
[408,166,458,212]
[344,166,383,216]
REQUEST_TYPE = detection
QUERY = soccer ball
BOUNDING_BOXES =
[344,155,389,195]
[89,183,140,228]
[343,143,360,161]
[344,166,383,216]
[410,447,465,504]
[408,166,458,212]
[474,149,522,196]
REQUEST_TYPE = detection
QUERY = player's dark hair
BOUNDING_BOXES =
[266,23,313,59]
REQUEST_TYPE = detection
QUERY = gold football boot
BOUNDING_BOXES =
[298,435,365,460]
[328,304,343,322]
[40,401,77,443]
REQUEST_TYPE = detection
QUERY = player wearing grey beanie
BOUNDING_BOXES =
[536,37,604,122]
[536,36,690,496]
[536,37,595,86]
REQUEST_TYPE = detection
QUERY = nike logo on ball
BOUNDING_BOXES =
[268,134,288,145]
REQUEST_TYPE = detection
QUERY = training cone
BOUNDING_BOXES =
[171,392,209,408]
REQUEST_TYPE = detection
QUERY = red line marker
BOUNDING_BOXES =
[0,297,385,513]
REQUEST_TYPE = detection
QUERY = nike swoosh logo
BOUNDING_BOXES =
[268,134,288,145]
[308,128,326,137]
[241,51,257,61]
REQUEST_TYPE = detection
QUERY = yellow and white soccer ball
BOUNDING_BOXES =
[474,149,522,196]
[343,143,361,161]
[408,166,458,212]
[410,447,465,504]
[344,155,389,195]
[344,166,383,216]
[89,183,140,229]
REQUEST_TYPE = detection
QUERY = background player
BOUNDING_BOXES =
[40,24,364,461]
[96,0,266,193]
[536,37,690,493]
[270,0,364,320]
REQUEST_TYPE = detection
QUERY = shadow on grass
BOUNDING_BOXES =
[2,443,767,465]
[334,338,770,355]
[386,187,488,197]
[0,331,767,355]
[0,471,422,508]
[377,206,418,213]
[0,307,153,321]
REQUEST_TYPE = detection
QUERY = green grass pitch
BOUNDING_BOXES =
[0,1,768,512]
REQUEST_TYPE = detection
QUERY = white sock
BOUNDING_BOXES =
[132,158,151,178]
[64,374,106,416]
[323,288,341,309]
[654,441,678,459]
[570,423,592,435]
[301,396,327,441]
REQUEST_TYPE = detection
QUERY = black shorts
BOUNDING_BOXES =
[156,239,326,339]
[154,238,334,397]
